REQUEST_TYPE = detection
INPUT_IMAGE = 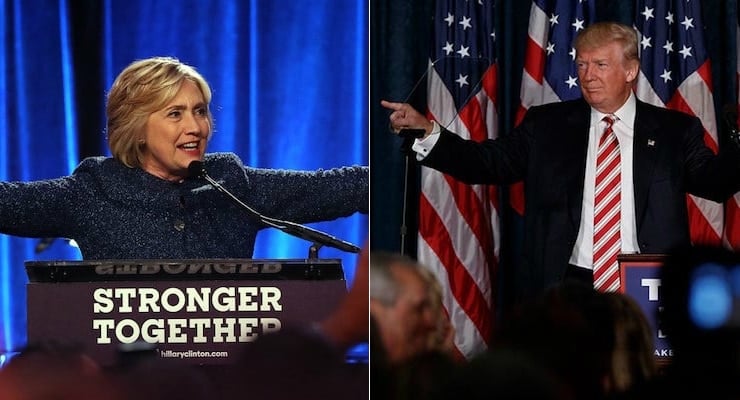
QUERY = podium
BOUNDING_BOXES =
[25,259,347,366]
[618,254,670,366]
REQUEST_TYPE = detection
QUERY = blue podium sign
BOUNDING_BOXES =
[618,254,671,365]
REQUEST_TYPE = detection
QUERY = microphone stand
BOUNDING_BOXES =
[192,163,361,259]
[397,129,425,256]
[388,57,490,256]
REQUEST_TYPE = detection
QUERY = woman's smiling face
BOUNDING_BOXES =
[140,79,211,182]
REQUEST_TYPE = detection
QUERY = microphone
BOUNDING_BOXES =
[722,104,740,149]
[187,161,361,256]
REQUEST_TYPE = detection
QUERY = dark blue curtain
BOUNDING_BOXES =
[0,0,367,360]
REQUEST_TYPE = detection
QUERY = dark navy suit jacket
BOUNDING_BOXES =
[422,97,740,302]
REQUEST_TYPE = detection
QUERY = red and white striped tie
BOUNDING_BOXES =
[593,115,621,292]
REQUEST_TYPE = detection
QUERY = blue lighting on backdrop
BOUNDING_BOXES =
[0,0,367,359]
[58,0,80,174]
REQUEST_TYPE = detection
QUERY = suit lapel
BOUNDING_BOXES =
[632,101,660,232]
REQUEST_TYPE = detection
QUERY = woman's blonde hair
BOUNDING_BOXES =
[106,56,213,168]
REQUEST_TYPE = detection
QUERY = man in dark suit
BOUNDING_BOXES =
[381,21,740,303]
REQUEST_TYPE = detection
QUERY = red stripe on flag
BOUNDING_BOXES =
[666,91,719,153]
[454,69,500,284]
[458,96,488,142]
[482,65,499,106]
[665,90,694,118]
[514,104,528,127]
[523,36,545,85]
[668,94,722,245]
[419,193,493,344]
[686,196,722,245]
[442,173,498,283]
[437,306,470,363]
[696,60,714,91]
[726,199,740,250]
[510,182,526,216]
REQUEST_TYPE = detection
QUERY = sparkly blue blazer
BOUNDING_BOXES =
[0,152,368,259]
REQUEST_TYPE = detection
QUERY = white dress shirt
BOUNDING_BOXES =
[570,92,641,269]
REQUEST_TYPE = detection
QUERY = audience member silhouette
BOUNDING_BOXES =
[370,251,465,399]
[211,244,370,399]
[370,251,438,365]
[601,292,658,397]
[0,340,120,400]
[389,349,458,400]
[436,347,566,400]
[370,315,395,399]
[417,266,458,360]
[106,354,214,400]
[493,281,615,400]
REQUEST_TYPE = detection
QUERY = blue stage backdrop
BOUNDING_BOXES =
[0,0,367,360]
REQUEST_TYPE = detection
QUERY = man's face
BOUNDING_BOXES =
[371,266,437,364]
[576,41,638,114]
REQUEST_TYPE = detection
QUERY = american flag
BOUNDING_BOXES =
[634,0,725,246]
[730,13,740,250]
[420,0,499,359]
[514,0,596,214]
